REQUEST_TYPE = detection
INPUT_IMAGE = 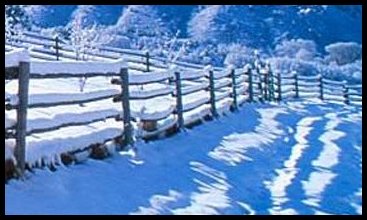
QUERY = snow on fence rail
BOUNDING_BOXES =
[5,49,132,175]
[5,32,362,178]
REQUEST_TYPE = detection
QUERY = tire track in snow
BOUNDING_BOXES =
[130,190,183,215]
[350,143,362,215]
[309,111,362,214]
[208,107,287,166]
[301,113,345,211]
[170,105,289,215]
[264,116,322,214]
[170,161,232,215]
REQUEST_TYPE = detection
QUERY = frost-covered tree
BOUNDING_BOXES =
[150,31,191,65]
[68,7,112,61]
[324,42,362,65]
[69,5,98,28]
[111,5,170,50]
[188,5,221,43]
[5,5,32,43]
[188,5,272,47]
[67,6,112,93]
[115,5,167,38]
[5,5,32,30]
[274,39,318,61]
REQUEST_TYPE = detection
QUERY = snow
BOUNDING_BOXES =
[180,81,209,95]
[30,58,127,74]
[23,101,121,133]
[180,69,206,80]
[183,104,211,125]
[28,89,120,106]
[25,118,123,166]
[265,116,321,214]
[140,115,177,138]
[5,139,16,160]
[5,48,30,68]
[5,100,361,214]
[182,91,210,112]
[302,113,344,208]
[5,48,128,73]
[5,112,16,129]
[129,70,173,84]
[130,83,173,99]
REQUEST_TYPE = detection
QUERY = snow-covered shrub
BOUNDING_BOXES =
[106,34,131,48]
[274,38,318,61]
[269,57,319,76]
[318,59,362,83]
[268,56,362,83]
[324,42,362,65]
[223,43,255,67]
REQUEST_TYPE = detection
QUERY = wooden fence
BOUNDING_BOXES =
[7,30,223,73]
[5,33,362,178]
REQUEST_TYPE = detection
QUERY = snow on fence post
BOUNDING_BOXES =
[120,66,134,147]
[173,66,184,130]
[207,65,218,118]
[15,61,30,176]
[145,51,150,72]
[277,72,282,102]
[343,80,350,105]
[247,65,254,102]
[294,71,299,99]
[55,35,60,61]
[318,74,324,100]
[229,66,238,110]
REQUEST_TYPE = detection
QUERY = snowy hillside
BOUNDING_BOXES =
[5,100,362,215]
[26,5,362,48]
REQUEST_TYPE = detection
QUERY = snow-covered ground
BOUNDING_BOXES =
[5,99,362,215]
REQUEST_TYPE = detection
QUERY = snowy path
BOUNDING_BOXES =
[5,100,362,215]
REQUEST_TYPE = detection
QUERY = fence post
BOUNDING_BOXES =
[207,66,218,118]
[268,65,275,101]
[258,73,264,102]
[55,36,60,61]
[174,69,184,130]
[343,80,350,105]
[145,51,150,72]
[230,67,238,110]
[120,66,133,147]
[277,72,282,102]
[294,71,299,99]
[263,69,269,101]
[247,66,254,102]
[15,61,30,176]
[319,74,324,101]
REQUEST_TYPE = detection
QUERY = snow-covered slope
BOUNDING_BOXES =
[26,5,362,49]
[5,99,362,215]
